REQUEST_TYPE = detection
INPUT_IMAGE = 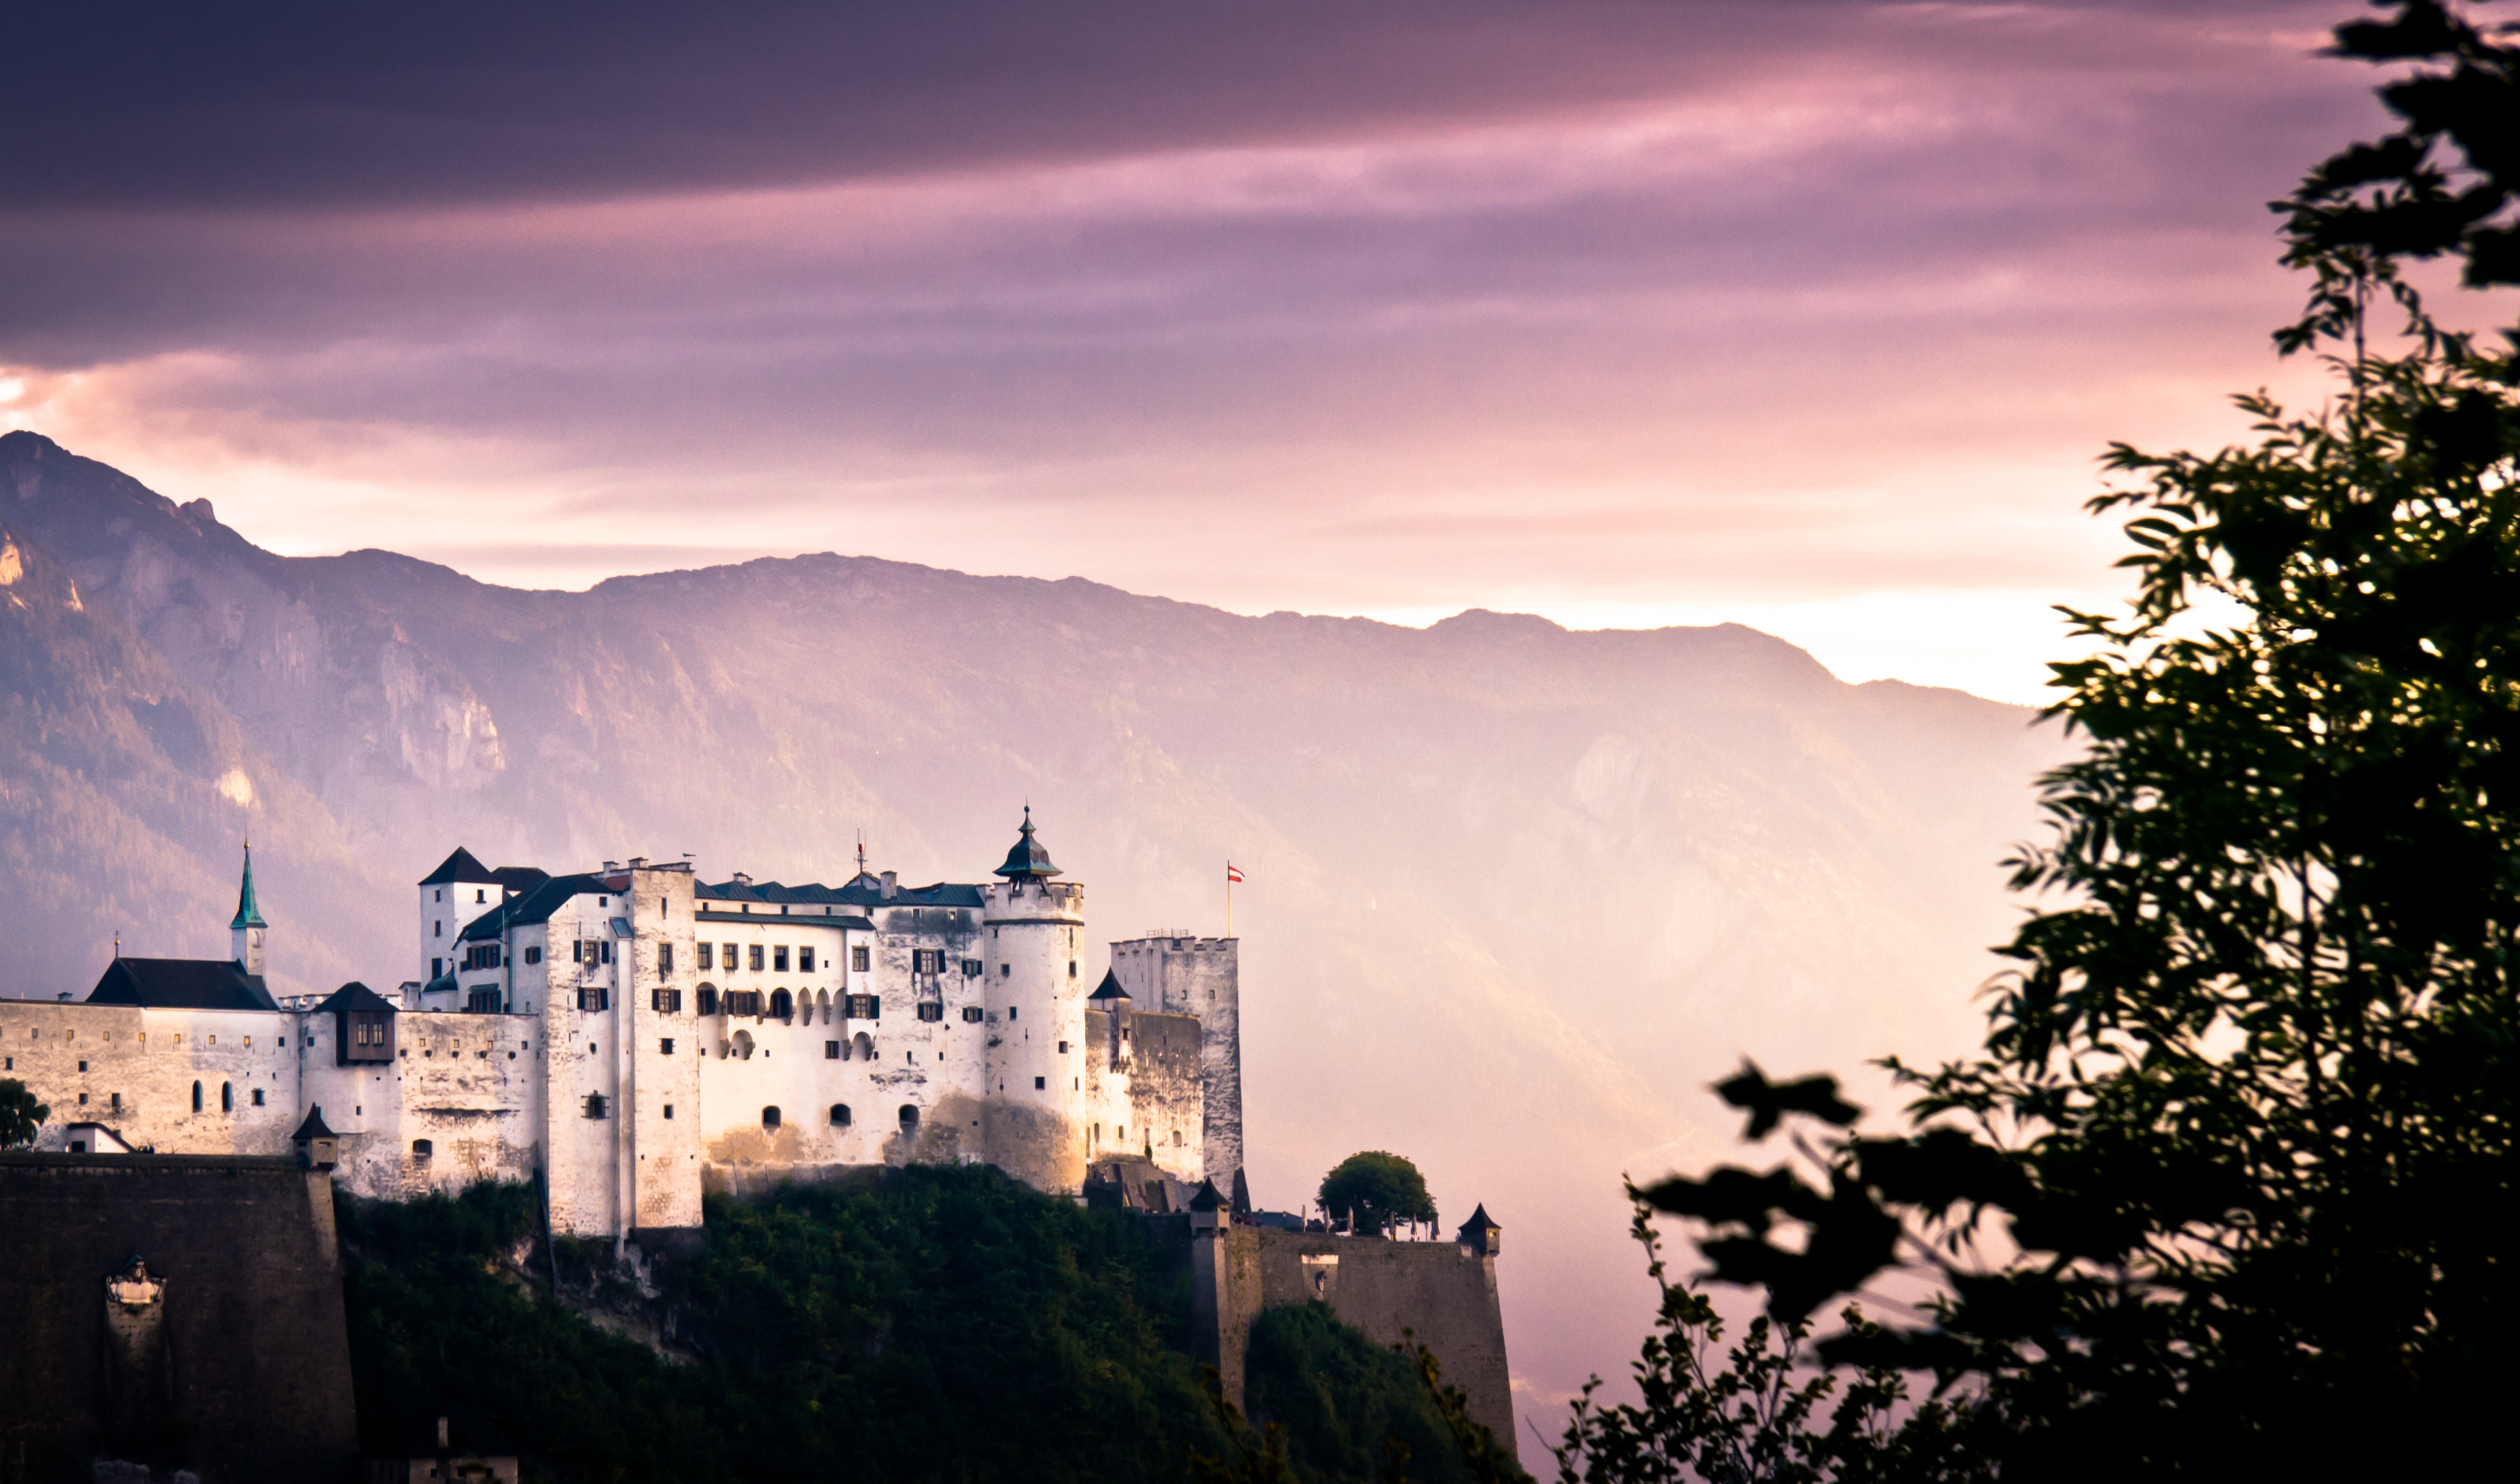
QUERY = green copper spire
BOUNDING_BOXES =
[230,840,268,930]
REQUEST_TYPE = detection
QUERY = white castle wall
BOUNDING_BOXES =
[5,829,1245,1240]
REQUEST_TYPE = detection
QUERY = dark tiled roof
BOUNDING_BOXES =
[458,873,607,940]
[1087,969,1129,1001]
[993,806,1061,879]
[1188,1178,1226,1212]
[317,980,398,1016]
[696,877,985,910]
[489,866,551,894]
[418,847,493,886]
[1457,1204,1500,1238]
[85,957,278,1011]
[292,1105,337,1140]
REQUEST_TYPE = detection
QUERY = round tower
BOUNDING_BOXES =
[980,807,1089,1191]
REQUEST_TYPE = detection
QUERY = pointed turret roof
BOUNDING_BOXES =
[292,1105,336,1141]
[1188,1178,1227,1212]
[418,846,493,886]
[991,806,1061,879]
[1087,968,1130,1001]
[230,842,267,930]
[1457,1204,1500,1239]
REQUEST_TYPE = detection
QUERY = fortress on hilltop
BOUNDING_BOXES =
[0,810,1246,1239]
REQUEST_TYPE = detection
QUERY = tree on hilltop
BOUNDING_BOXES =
[1319,1152,1437,1236]
[1560,3,2520,1479]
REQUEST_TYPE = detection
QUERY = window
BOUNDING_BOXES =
[221,1082,233,1112]
[525,945,541,965]
[1002,965,1011,977]
[961,1006,983,1024]
[431,957,443,978]
[699,942,715,970]
[899,1105,920,1131]
[192,1081,202,1112]
[722,941,736,968]
[696,984,718,1016]
[467,985,501,1013]
[660,1038,675,1055]
[663,1104,674,1120]
[1035,1077,1046,1090]
[962,958,983,977]
[852,945,870,972]
[826,1040,840,1060]
[774,945,790,972]
[1173,1130,1185,1146]
[434,889,442,902]
[846,993,879,1019]
[660,943,675,973]
[78,1059,87,1072]
[251,1089,265,1106]
[727,990,763,1017]
[800,947,816,972]
[578,986,610,1011]
[602,940,614,965]
[413,1139,433,1159]
[1058,1040,1069,1053]
[771,988,794,1019]
[111,1092,121,1113]
[1069,961,1078,978]
[749,944,764,972]
[585,1093,608,1119]
[762,1106,782,1129]
[917,1002,944,1022]
[1008,1005,1018,1020]
[830,1104,851,1126]
[475,888,487,902]
[652,987,682,1013]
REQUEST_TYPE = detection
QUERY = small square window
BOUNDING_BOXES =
[660,1038,675,1055]
[78,1060,87,1072]
[774,946,790,972]
[826,1041,840,1059]
[1034,1077,1045,1090]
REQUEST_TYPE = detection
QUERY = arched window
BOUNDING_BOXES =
[762,1105,782,1129]
[220,1082,233,1113]
[770,988,793,1021]
[696,983,718,1016]
[191,1081,202,1113]
[816,989,832,1024]
[898,1104,920,1131]
[852,1032,874,1061]
[732,1029,755,1060]
[413,1139,433,1160]
[584,1092,608,1119]
[830,1104,851,1127]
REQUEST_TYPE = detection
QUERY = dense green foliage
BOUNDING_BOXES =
[340,1166,1235,1483]
[0,1078,46,1147]
[1317,1152,1437,1236]
[1571,4,2520,1479]
[1243,1302,1484,1484]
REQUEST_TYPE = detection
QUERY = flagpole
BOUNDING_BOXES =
[1226,861,1233,939]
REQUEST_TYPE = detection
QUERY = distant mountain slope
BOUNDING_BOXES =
[0,428,2068,1432]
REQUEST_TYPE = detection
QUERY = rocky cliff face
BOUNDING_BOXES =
[0,427,2069,1420]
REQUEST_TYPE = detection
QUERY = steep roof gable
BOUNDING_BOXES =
[418,847,493,886]
[86,957,279,1011]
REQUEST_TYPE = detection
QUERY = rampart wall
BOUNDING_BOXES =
[1192,1226,1513,1448]
[0,1154,357,1484]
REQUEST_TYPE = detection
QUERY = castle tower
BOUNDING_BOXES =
[981,807,1089,1192]
[230,841,269,978]
[1109,931,1241,1189]
[417,847,501,986]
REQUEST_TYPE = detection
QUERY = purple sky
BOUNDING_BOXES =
[0,1,2415,699]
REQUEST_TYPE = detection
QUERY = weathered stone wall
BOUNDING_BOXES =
[3,1001,301,1155]
[1083,1007,1204,1178]
[0,1153,357,1484]
[1194,1227,1512,1449]
[1110,936,1242,1186]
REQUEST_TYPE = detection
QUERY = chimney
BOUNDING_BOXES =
[731,872,752,886]
[628,856,647,868]
[880,871,898,900]
[603,860,620,871]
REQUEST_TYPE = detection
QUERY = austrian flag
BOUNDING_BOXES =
[1226,863,1246,883]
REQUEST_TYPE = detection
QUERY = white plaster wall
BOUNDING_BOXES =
[0,1001,301,1153]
